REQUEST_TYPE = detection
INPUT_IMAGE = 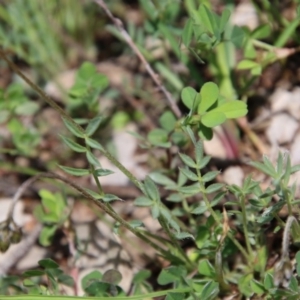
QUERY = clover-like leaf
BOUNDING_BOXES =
[214,100,248,119]
[181,87,198,110]
[198,82,219,114]
[201,111,226,127]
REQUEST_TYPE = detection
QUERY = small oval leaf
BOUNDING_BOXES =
[201,111,226,127]
[85,137,104,152]
[85,116,105,137]
[181,87,198,110]
[62,117,85,138]
[94,168,114,177]
[102,194,121,202]
[198,82,219,114]
[58,165,90,176]
[60,135,87,153]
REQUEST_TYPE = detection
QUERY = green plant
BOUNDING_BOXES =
[0,83,40,156]
[1,1,300,299]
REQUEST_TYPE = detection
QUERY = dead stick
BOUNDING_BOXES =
[93,0,182,118]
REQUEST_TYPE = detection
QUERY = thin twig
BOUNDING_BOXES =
[93,0,182,119]
[7,172,171,259]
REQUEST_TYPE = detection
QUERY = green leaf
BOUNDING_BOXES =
[139,0,158,21]
[15,101,39,116]
[85,116,104,137]
[77,62,96,80]
[250,279,265,296]
[249,161,276,177]
[198,82,219,114]
[201,111,226,127]
[212,191,226,204]
[144,176,160,201]
[166,193,183,203]
[157,266,186,285]
[195,140,204,164]
[60,135,87,153]
[39,226,57,246]
[252,24,271,39]
[250,66,262,76]
[198,124,213,140]
[85,281,117,297]
[132,270,151,284]
[83,188,102,199]
[198,5,216,35]
[134,196,153,206]
[237,60,260,70]
[198,259,215,277]
[201,171,220,182]
[181,87,198,110]
[179,183,200,195]
[23,270,45,277]
[230,25,245,48]
[166,292,185,300]
[129,220,144,228]
[57,274,74,287]
[158,23,180,58]
[38,258,59,269]
[155,62,183,91]
[179,153,197,168]
[214,101,248,119]
[200,281,219,300]
[264,273,274,290]
[151,203,160,219]
[86,151,100,167]
[82,271,103,290]
[191,204,207,215]
[182,19,193,47]
[149,172,175,187]
[219,9,230,33]
[175,232,194,240]
[179,167,198,181]
[159,111,176,133]
[58,165,90,176]
[85,137,104,152]
[62,117,85,138]
[94,168,114,177]
[102,194,120,202]
[148,128,170,148]
[195,226,210,248]
[291,164,300,174]
[205,183,224,194]
[23,279,36,287]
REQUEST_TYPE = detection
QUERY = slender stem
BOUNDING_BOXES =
[93,0,182,119]
[9,172,171,259]
[240,194,254,260]
[252,39,275,51]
